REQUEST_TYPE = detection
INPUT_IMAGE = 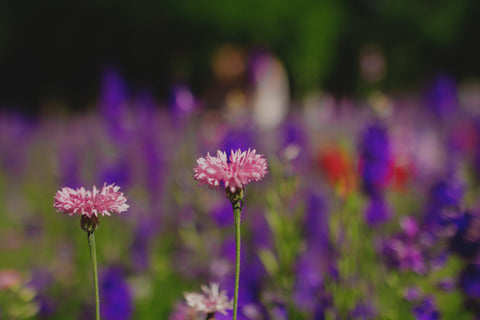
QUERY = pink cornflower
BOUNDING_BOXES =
[54,183,129,218]
[193,149,268,193]
[184,283,233,315]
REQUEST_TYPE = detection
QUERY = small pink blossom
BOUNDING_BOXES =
[194,149,268,193]
[184,283,233,315]
[54,183,129,218]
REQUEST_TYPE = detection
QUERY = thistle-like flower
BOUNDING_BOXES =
[54,183,129,320]
[193,149,268,193]
[54,183,129,218]
[184,283,233,315]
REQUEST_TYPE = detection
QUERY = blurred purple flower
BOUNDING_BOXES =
[98,158,131,189]
[250,211,272,249]
[58,147,82,189]
[401,217,420,239]
[130,216,160,271]
[437,278,455,292]
[169,84,197,117]
[28,269,57,318]
[359,123,392,196]
[100,267,133,320]
[220,126,258,155]
[211,202,234,227]
[365,195,391,226]
[303,193,330,252]
[412,296,440,320]
[0,111,34,176]
[217,256,264,310]
[460,264,480,298]
[404,287,422,302]
[424,177,464,230]
[383,236,427,274]
[349,301,376,319]
[143,138,164,204]
[270,304,288,320]
[293,254,325,312]
[425,75,458,118]
[100,68,130,142]
[450,212,480,259]
[429,179,464,208]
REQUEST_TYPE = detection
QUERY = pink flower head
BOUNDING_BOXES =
[54,183,129,218]
[194,149,268,193]
[184,283,233,315]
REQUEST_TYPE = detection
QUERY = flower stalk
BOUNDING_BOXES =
[193,149,268,320]
[227,188,244,320]
[87,231,100,320]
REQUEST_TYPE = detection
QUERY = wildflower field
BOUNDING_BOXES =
[1,66,480,320]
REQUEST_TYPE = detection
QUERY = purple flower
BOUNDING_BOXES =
[293,254,325,312]
[28,269,57,318]
[303,193,329,251]
[211,202,234,227]
[425,74,458,118]
[98,158,131,189]
[365,194,391,226]
[58,147,82,189]
[100,267,133,320]
[169,84,197,117]
[437,278,455,292]
[220,126,258,155]
[100,68,130,143]
[412,296,440,320]
[424,177,464,230]
[359,123,392,196]
[349,302,376,319]
[404,287,422,302]
[382,236,427,274]
[460,264,480,298]
[450,212,480,259]
[429,179,464,208]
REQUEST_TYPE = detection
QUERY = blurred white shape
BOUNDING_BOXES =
[414,130,446,176]
[251,53,289,130]
[368,90,393,118]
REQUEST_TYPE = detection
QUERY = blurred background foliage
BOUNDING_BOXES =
[0,0,479,111]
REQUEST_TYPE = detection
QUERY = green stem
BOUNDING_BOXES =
[88,231,100,320]
[233,200,242,320]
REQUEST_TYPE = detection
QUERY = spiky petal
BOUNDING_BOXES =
[54,183,129,218]
[194,149,268,193]
[184,283,233,315]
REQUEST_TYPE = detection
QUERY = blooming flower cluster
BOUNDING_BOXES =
[53,183,129,218]
[184,283,233,315]
[193,149,268,193]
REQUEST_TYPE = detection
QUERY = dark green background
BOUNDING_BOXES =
[0,0,478,111]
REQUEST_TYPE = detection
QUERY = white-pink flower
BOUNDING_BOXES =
[54,183,129,218]
[193,149,268,193]
[184,283,233,315]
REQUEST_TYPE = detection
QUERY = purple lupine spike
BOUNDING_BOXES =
[365,194,391,226]
[359,123,392,196]
[100,267,133,320]
[412,296,440,320]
